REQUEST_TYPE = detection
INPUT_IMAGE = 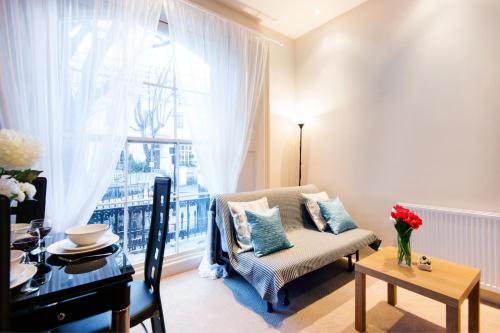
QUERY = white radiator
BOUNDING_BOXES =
[401,203,500,293]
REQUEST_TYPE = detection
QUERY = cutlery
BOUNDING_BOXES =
[58,252,113,264]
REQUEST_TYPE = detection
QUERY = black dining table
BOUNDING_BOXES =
[10,233,135,332]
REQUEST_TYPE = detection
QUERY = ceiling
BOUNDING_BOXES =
[215,0,369,39]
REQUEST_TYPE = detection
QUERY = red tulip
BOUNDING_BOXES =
[391,204,423,230]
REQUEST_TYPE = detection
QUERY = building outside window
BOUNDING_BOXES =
[88,22,209,264]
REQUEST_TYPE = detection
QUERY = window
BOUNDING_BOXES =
[88,22,209,264]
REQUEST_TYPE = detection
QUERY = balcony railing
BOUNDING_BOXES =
[88,195,210,254]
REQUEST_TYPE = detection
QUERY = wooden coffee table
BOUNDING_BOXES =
[355,247,480,332]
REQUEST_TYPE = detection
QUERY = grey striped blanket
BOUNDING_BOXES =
[210,185,379,304]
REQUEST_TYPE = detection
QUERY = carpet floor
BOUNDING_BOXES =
[135,253,500,332]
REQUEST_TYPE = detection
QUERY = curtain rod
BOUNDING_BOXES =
[164,0,284,47]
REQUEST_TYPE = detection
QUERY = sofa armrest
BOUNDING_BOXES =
[208,205,231,267]
[209,209,227,265]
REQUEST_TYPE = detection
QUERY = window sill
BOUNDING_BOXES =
[132,248,204,281]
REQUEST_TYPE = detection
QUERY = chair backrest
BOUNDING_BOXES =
[0,195,11,332]
[15,177,47,224]
[144,177,171,293]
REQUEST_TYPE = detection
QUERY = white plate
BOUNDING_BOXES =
[59,232,113,252]
[47,233,119,256]
[10,264,37,289]
[10,265,25,283]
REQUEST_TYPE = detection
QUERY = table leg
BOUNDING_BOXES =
[387,283,397,306]
[355,271,366,332]
[111,283,131,333]
[446,304,461,333]
[112,306,130,332]
[468,282,480,333]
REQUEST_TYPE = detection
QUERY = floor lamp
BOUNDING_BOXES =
[298,123,304,186]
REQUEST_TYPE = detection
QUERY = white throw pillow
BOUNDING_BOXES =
[301,192,330,231]
[227,197,269,252]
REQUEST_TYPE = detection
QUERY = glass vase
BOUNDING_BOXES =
[397,233,412,267]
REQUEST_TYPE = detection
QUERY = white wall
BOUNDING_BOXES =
[268,37,298,188]
[295,0,500,243]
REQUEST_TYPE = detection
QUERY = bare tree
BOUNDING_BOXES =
[130,39,175,171]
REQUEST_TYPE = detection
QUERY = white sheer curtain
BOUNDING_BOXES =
[0,0,162,232]
[165,0,269,278]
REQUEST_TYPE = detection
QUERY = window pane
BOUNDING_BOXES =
[88,23,212,264]
[128,87,176,138]
[125,141,176,263]
[177,194,210,253]
[127,142,176,197]
[126,197,177,264]
[128,28,174,138]
[177,143,208,195]
[127,199,151,261]
[146,30,173,87]
[100,150,126,203]
[89,152,126,246]
[89,204,125,247]
[175,97,192,140]
[165,198,177,257]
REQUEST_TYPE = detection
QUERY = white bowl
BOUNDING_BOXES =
[65,224,109,246]
[10,250,24,281]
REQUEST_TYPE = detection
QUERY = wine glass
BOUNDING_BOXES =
[29,218,53,254]
[12,229,40,264]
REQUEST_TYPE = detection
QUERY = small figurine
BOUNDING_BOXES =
[417,255,432,271]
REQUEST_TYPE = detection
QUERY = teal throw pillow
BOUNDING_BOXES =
[318,197,358,235]
[245,207,293,257]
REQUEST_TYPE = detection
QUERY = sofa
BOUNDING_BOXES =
[209,184,380,312]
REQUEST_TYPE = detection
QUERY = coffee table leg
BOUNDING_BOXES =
[468,282,480,333]
[446,304,461,333]
[387,283,397,306]
[355,271,366,332]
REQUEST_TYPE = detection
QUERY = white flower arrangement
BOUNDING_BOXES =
[0,177,32,202]
[0,129,41,169]
[0,129,42,202]
[19,182,37,199]
[0,178,19,199]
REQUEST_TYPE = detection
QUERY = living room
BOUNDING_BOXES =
[1,0,499,332]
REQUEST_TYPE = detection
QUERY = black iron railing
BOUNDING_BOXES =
[89,195,210,253]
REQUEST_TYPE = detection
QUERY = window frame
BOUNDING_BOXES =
[94,20,208,265]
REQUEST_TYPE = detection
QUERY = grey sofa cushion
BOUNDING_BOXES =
[212,184,319,254]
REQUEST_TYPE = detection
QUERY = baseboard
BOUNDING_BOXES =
[133,250,203,280]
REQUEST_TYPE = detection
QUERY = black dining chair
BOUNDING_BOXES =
[15,176,47,224]
[55,177,172,333]
[1,195,12,332]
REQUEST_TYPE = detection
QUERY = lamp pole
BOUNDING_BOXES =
[298,123,304,186]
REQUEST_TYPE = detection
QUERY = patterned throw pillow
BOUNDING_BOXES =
[301,192,330,231]
[228,197,269,252]
[318,197,358,234]
[245,207,293,257]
